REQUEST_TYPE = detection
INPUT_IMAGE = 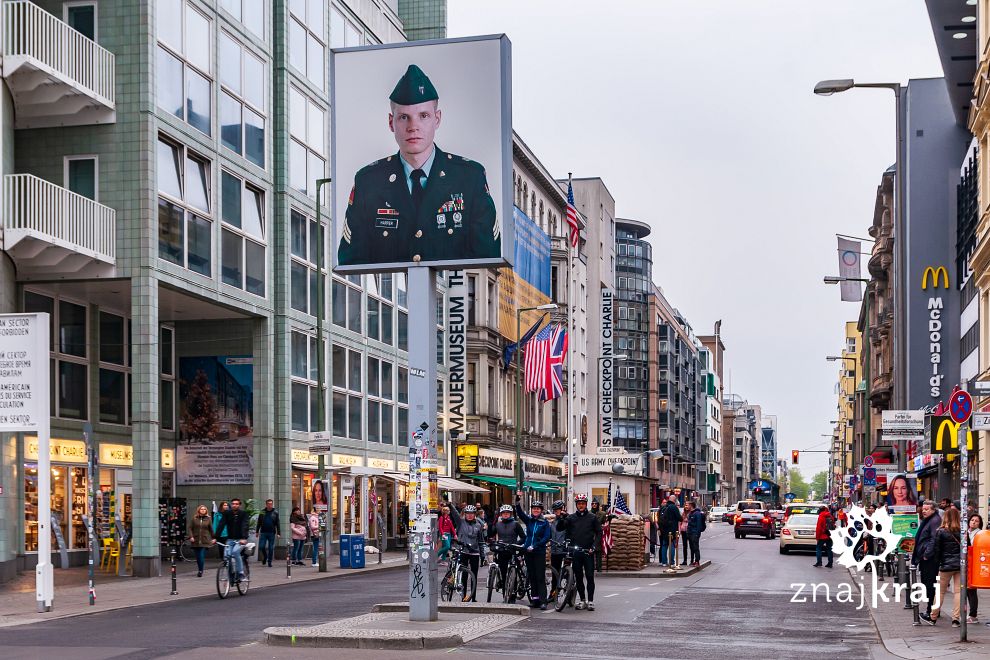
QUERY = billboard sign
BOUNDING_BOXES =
[0,313,48,432]
[928,414,976,455]
[331,35,513,273]
[498,206,552,341]
[600,288,615,446]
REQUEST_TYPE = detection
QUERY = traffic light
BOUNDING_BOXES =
[791,450,799,465]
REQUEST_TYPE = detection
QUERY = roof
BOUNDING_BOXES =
[924,0,977,126]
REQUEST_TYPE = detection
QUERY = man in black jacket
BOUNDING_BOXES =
[912,501,942,618]
[217,498,250,579]
[659,496,681,567]
[256,499,281,567]
[557,493,602,610]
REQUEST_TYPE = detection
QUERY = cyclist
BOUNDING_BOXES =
[491,504,525,590]
[216,497,250,581]
[445,501,486,602]
[556,493,602,611]
[515,492,552,610]
[548,500,568,597]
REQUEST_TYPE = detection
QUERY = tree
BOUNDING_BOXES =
[789,468,810,500]
[810,471,828,500]
[180,369,219,442]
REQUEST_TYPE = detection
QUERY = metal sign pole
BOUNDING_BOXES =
[85,423,96,605]
[960,411,969,642]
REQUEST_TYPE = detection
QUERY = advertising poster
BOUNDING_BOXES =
[332,35,513,272]
[498,206,552,341]
[883,473,918,513]
[176,356,254,485]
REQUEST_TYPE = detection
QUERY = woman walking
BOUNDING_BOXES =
[437,505,456,562]
[967,513,984,624]
[921,507,962,627]
[289,506,308,566]
[213,501,229,559]
[188,504,213,577]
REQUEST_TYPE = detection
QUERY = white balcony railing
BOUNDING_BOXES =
[2,174,115,279]
[2,1,115,128]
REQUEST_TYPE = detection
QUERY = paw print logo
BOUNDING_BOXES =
[830,505,901,571]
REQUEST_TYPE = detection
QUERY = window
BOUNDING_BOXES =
[220,171,266,296]
[64,156,97,201]
[98,311,130,425]
[289,0,325,89]
[161,326,175,430]
[219,33,266,168]
[25,292,88,421]
[219,0,264,40]
[330,7,362,48]
[366,358,394,444]
[291,331,323,431]
[289,86,326,197]
[331,345,362,440]
[290,209,326,315]
[467,275,477,326]
[157,137,212,276]
[156,1,212,136]
[64,2,96,40]
[366,274,395,346]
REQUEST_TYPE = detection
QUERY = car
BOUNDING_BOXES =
[722,509,736,523]
[779,513,820,554]
[768,509,785,532]
[784,503,823,523]
[735,500,768,512]
[734,509,775,539]
[708,506,730,523]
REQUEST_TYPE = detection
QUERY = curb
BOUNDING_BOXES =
[372,602,530,615]
[602,560,711,578]
[265,629,463,650]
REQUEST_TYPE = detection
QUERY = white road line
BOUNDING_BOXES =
[604,592,619,598]
[649,582,659,586]
[629,586,640,591]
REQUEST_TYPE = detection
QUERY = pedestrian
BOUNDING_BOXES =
[679,506,690,565]
[515,492,552,610]
[591,500,607,571]
[188,504,213,577]
[255,499,281,567]
[922,507,963,627]
[646,513,658,563]
[913,500,942,620]
[939,498,953,512]
[289,507,307,566]
[967,513,984,624]
[659,496,681,568]
[307,509,321,567]
[836,506,848,528]
[213,501,229,559]
[686,501,706,566]
[813,505,834,568]
[438,505,456,562]
[216,498,250,581]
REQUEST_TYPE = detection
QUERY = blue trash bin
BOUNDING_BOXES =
[350,535,366,569]
[339,534,353,568]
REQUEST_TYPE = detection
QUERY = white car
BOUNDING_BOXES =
[779,513,820,554]
[708,506,730,523]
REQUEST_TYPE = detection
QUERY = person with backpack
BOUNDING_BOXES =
[921,507,963,627]
[913,501,944,622]
[686,501,706,566]
[813,505,834,568]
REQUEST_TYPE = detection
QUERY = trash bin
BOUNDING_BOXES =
[339,534,353,568]
[339,534,366,568]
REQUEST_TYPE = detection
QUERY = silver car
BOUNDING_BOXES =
[779,513,819,554]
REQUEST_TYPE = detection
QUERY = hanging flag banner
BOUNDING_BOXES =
[837,237,862,302]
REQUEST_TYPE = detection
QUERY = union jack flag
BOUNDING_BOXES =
[566,180,580,248]
[523,324,568,402]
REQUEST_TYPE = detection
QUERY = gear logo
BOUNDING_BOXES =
[830,505,901,571]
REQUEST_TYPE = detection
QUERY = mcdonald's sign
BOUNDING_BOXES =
[922,266,949,290]
[928,415,977,455]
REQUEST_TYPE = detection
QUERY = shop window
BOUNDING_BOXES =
[25,464,91,552]
[157,137,212,276]
[25,292,88,420]
[156,1,212,136]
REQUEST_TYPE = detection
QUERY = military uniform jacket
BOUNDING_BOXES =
[338,146,499,266]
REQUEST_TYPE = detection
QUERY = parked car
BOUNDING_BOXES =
[734,508,775,539]
[708,506,730,523]
[779,513,820,554]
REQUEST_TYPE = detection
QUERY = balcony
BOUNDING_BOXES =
[2,1,115,128]
[2,174,115,279]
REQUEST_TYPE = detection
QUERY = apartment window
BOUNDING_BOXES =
[331,345,362,440]
[289,86,326,197]
[330,7,362,48]
[98,312,130,425]
[64,156,97,201]
[288,0,325,89]
[219,33,266,168]
[398,366,408,404]
[290,209,326,315]
[219,0,264,40]
[846,337,856,354]
[156,1,212,136]
[24,292,87,421]
[467,275,477,326]
[64,2,96,40]
[161,326,175,430]
[367,357,394,444]
[157,137,212,276]
[398,310,408,351]
[467,363,477,415]
[220,171,266,296]
[291,331,322,431]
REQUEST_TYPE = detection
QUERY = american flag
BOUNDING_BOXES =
[611,487,632,516]
[566,180,580,248]
[523,324,569,402]
[602,484,613,554]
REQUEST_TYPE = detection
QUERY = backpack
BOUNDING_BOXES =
[825,514,836,532]
[699,514,707,533]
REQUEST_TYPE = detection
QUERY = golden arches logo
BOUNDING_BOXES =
[933,418,974,453]
[922,266,949,290]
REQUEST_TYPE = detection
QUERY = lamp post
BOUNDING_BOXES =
[515,303,559,493]
[816,79,905,410]
[314,177,332,571]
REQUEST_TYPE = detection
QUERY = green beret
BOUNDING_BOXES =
[389,64,439,105]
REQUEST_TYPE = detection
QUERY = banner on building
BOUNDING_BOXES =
[837,237,862,302]
[600,288,615,446]
[446,270,468,443]
[177,356,254,485]
[498,206,552,341]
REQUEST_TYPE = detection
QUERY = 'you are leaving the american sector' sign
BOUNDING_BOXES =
[0,314,47,431]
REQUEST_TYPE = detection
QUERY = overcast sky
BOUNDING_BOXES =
[448,0,945,479]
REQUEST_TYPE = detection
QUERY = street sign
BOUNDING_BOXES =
[784,492,796,502]
[863,468,877,487]
[973,412,990,431]
[973,380,990,394]
[950,391,974,424]
[864,456,874,468]
[308,431,332,455]
[881,410,925,443]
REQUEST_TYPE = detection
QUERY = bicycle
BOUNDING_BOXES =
[501,543,557,605]
[440,541,477,603]
[554,543,586,612]
[216,541,255,599]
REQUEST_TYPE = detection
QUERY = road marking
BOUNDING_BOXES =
[629,587,640,591]
[604,593,618,598]
[649,582,659,586]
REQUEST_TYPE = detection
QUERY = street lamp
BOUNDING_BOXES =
[611,448,665,476]
[515,303,559,493]
[314,177,332,571]
[816,78,906,411]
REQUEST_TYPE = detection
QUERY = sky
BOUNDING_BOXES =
[447,0,946,479]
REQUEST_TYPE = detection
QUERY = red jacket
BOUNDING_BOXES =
[438,514,456,537]
[815,510,833,541]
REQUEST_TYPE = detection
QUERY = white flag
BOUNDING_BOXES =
[837,238,862,302]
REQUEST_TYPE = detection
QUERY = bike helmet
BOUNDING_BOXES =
[574,493,588,503]
[552,500,566,511]
[463,505,477,513]
[530,501,544,510]
[499,504,514,514]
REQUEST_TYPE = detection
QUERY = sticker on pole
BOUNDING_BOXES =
[949,390,973,425]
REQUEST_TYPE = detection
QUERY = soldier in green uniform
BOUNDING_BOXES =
[337,64,500,266]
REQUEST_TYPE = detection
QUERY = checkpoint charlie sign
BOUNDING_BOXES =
[0,314,47,431]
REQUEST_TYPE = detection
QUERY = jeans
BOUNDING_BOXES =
[463,553,480,601]
[919,560,939,615]
[225,540,244,576]
[193,546,207,573]
[688,533,701,563]
[525,550,547,605]
[681,531,690,562]
[259,532,276,565]
[292,539,305,562]
[660,532,677,565]
[438,533,453,561]
[572,550,595,602]
[311,537,320,564]
[815,539,833,566]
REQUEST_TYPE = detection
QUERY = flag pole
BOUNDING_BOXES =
[566,172,575,506]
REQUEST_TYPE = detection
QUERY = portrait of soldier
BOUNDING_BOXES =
[337,64,500,266]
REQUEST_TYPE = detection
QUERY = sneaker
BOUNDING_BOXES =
[540,603,548,611]
[967,616,979,624]
[812,563,822,568]
[462,595,471,603]
[575,601,587,610]
[311,562,318,567]
[952,620,960,628]
[587,602,595,611]
[919,613,936,626]
[825,564,833,568]
[197,571,203,578]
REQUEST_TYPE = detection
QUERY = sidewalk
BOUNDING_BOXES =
[0,551,408,628]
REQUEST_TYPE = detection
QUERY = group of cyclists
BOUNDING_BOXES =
[441,491,603,611]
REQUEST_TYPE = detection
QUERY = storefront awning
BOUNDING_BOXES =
[466,475,518,488]
[525,480,564,493]
[438,477,488,494]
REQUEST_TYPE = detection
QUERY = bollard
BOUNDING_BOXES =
[169,546,178,595]
[909,564,920,625]
[899,554,912,609]
[286,538,292,579]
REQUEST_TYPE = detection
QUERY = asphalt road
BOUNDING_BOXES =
[0,523,888,659]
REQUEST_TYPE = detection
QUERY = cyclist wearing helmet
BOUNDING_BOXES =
[515,491,552,610]
[557,493,602,610]
[491,504,525,590]
[445,501,486,601]
[549,500,568,597]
